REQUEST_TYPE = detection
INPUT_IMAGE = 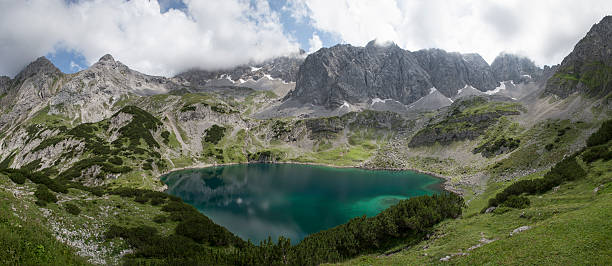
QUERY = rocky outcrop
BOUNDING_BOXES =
[301,110,409,140]
[414,49,498,96]
[288,41,433,108]
[491,53,541,84]
[408,97,521,147]
[545,16,612,98]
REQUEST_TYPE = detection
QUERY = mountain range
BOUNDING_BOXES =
[0,14,610,266]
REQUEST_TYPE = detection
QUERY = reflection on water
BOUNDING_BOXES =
[161,163,441,243]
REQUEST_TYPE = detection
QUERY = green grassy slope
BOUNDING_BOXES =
[0,174,88,265]
[338,154,612,265]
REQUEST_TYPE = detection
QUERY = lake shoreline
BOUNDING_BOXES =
[161,161,455,194]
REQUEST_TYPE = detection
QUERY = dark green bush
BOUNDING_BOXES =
[484,155,586,211]
[501,195,530,208]
[134,195,149,204]
[108,156,123,165]
[3,170,26,184]
[204,125,226,144]
[582,145,612,162]
[21,159,42,172]
[153,215,167,224]
[161,131,170,145]
[0,152,16,169]
[64,203,81,215]
[180,105,196,112]
[114,106,162,149]
[545,143,554,151]
[142,162,153,170]
[474,137,520,157]
[175,216,233,246]
[34,184,57,206]
[26,171,67,193]
[586,119,612,147]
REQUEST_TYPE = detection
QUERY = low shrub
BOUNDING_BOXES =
[586,119,612,147]
[34,184,57,206]
[501,195,530,209]
[582,145,612,163]
[3,170,26,184]
[64,203,81,216]
[484,155,586,211]
[153,215,167,224]
[204,125,226,144]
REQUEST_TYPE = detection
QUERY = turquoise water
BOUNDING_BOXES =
[161,163,441,243]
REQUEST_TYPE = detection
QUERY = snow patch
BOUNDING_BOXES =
[429,87,437,94]
[484,81,509,95]
[220,74,234,83]
[371,98,385,105]
[250,66,262,72]
[340,101,350,109]
[370,97,395,105]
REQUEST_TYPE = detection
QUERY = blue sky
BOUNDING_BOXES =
[47,0,338,74]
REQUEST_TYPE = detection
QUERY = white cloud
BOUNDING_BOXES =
[291,0,612,66]
[0,0,300,77]
[307,33,323,53]
[282,0,310,23]
[69,61,83,72]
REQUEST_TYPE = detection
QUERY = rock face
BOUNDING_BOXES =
[414,49,498,96]
[287,41,433,108]
[0,57,63,131]
[491,53,542,83]
[0,76,10,94]
[286,41,536,109]
[545,16,612,98]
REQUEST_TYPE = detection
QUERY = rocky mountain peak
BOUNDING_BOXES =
[287,40,432,108]
[491,53,541,84]
[99,54,115,62]
[14,56,62,82]
[91,53,129,73]
[365,39,399,49]
[545,16,612,98]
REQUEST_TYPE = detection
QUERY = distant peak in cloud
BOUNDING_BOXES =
[366,39,397,48]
